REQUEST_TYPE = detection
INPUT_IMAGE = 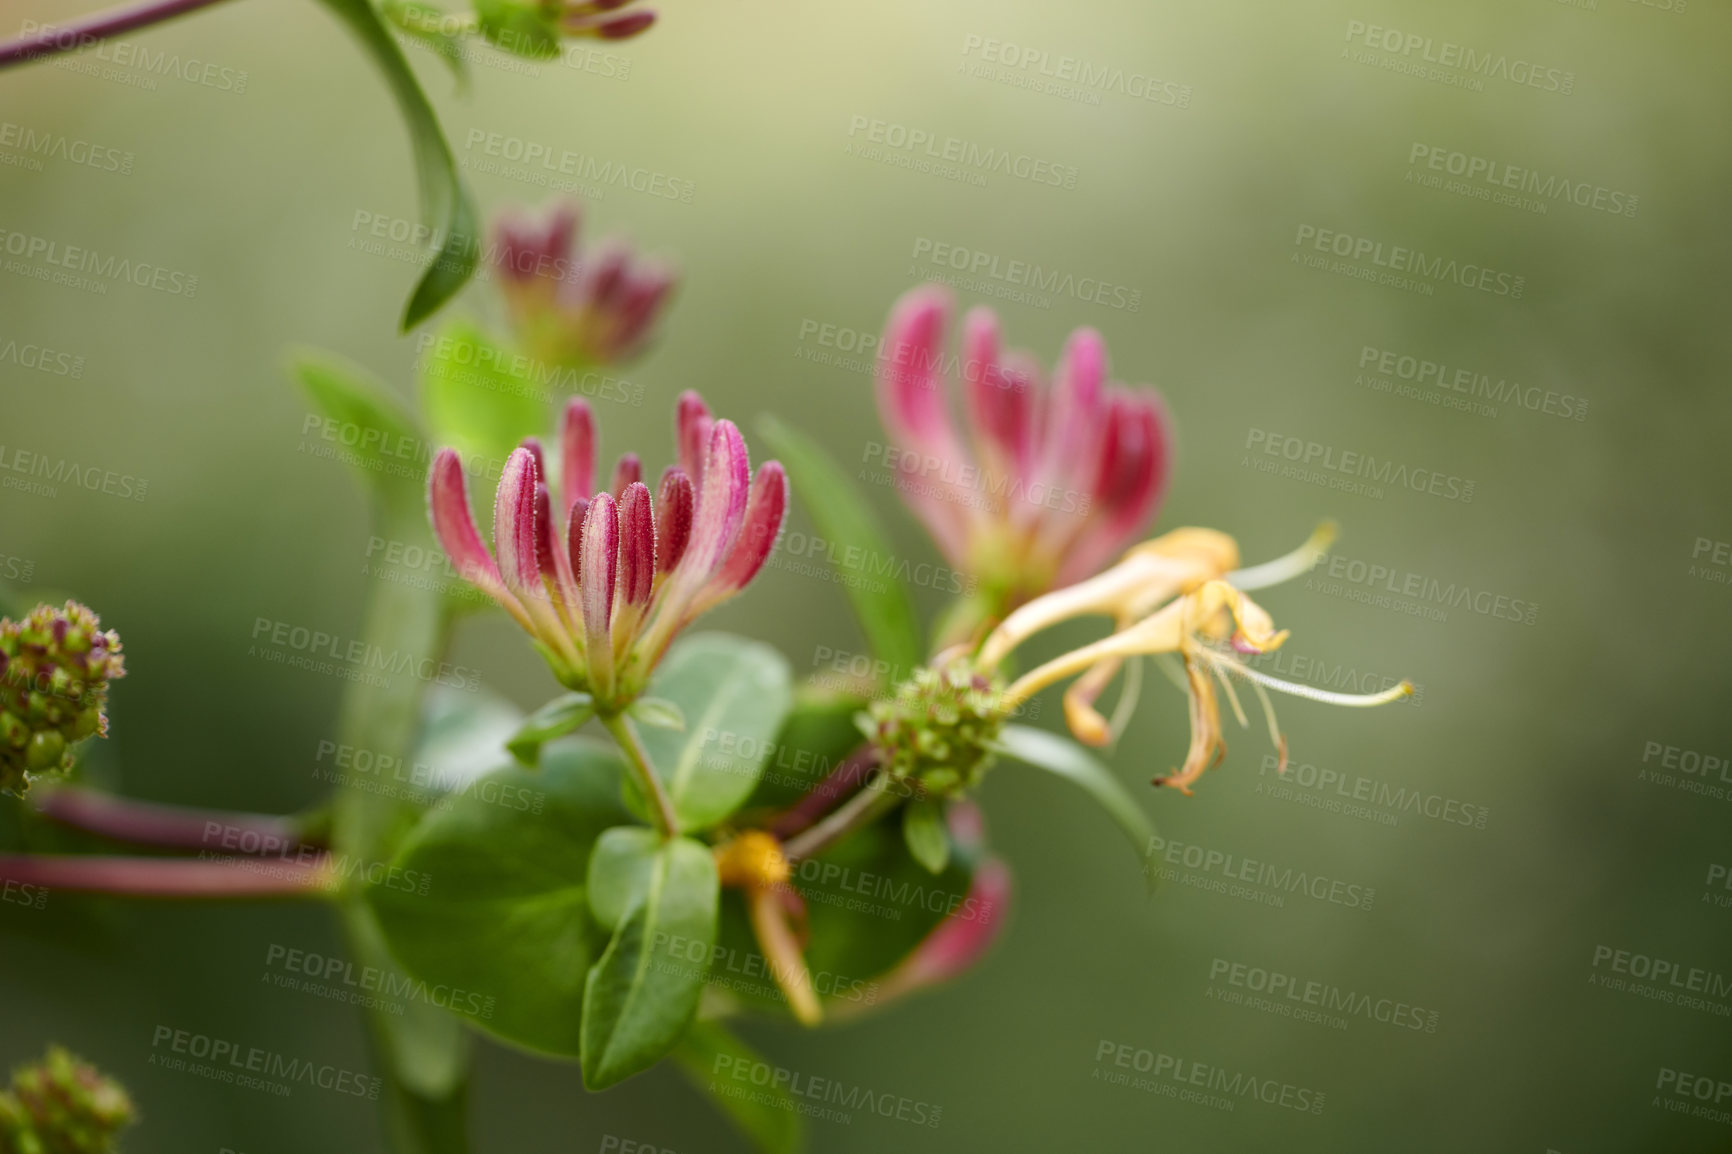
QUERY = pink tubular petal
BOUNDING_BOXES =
[883,858,1011,999]
[616,482,655,607]
[676,391,713,479]
[611,452,642,497]
[581,242,630,314]
[429,450,519,611]
[1058,390,1171,587]
[535,481,581,610]
[655,467,694,575]
[567,496,590,586]
[611,265,674,356]
[1043,327,1107,471]
[962,308,1032,474]
[561,399,597,507]
[592,9,655,38]
[876,285,955,449]
[580,492,619,659]
[683,419,750,577]
[493,448,544,596]
[701,461,787,604]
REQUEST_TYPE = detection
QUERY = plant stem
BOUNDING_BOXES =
[768,745,876,839]
[0,0,239,69]
[31,784,317,852]
[598,710,680,838]
[780,773,900,863]
[0,853,332,897]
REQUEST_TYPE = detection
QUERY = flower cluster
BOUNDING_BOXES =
[876,285,1171,610]
[0,601,124,797]
[867,660,1005,798]
[430,392,786,710]
[492,201,675,367]
[0,1046,135,1154]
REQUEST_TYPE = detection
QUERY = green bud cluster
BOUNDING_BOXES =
[0,1047,136,1154]
[0,601,125,797]
[868,660,1005,798]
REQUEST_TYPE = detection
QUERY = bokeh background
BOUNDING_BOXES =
[4,0,1731,1150]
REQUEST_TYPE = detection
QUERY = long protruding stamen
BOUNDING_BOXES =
[1227,521,1337,592]
[1224,659,1413,707]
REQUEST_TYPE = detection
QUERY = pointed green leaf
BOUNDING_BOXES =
[585,825,661,932]
[380,0,471,86]
[634,634,793,831]
[365,741,632,1057]
[628,697,685,732]
[580,837,719,1089]
[290,351,427,521]
[673,1020,804,1154]
[506,693,594,766]
[996,725,1155,878]
[757,417,923,678]
[903,799,950,874]
[316,0,480,329]
[420,319,549,465]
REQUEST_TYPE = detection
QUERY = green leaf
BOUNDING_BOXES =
[506,693,594,766]
[343,902,471,1098]
[634,633,793,831]
[417,684,526,793]
[419,320,549,465]
[365,741,632,1057]
[580,837,719,1089]
[628,697,685,732]
[380,0,471,87]
[585,825,660,932]
[290,351,427,522]
[473,0,560,59]
[673,1020,804,1154]
[903,799,950,874]
[996,725,1155,880]
[316,0,480,329]
[757,417,924,679]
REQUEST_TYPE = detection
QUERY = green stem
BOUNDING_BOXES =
[780,774,900,863]
[598,710,679,838]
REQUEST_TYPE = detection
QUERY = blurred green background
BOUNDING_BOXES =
[4,0,1731,1149]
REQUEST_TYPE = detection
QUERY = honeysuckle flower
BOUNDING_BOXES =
[558,0,656,40]
[876,284,1172,610]
[985,523,1411,795]
[429,391,786,710]
[492,201,675,367]
[0,601,125,797]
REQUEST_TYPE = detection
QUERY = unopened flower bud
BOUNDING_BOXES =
[0,601,125,798]
[0,1046,136,1154]
[869,661,1005,799]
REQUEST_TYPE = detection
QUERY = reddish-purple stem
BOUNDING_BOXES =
[769,744,879,839]
[33,786,315,853]
[0,854,332,898]
[0,0,237,69]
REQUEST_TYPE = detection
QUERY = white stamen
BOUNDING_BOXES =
[1225,658,1412,707]
[1227,521,1338,592]
[1107,655,1144,746]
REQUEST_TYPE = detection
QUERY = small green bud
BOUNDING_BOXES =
[0,1046,136,1154]
[0,601,125,798]
[869,659,1006,800]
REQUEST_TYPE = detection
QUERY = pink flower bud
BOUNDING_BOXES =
[616,482,655,607]
[655,468,694,575]
[561,399,597,508]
